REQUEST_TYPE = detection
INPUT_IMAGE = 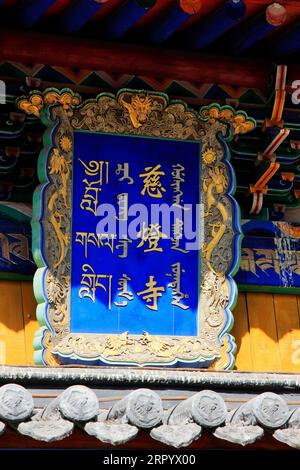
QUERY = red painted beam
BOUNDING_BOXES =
[0,28,271,90]
[0,425,292,450]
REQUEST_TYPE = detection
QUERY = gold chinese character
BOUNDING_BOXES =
[116,193,128,221]
[137,222,167,252]
[137,275,165,311]
[79,159,109,215]
[171,218,189,254]
[139,164,166,198]
[166,262,189,310]
[240,248,257,276]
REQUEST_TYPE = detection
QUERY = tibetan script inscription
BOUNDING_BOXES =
[22,89,246,368]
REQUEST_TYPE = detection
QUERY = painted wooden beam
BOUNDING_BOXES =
[0,29,271,90]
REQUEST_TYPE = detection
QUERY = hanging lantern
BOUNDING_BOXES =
[266,3,287,26]
[180,0,202,15]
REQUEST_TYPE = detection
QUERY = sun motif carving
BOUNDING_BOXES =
[119,94,152,128]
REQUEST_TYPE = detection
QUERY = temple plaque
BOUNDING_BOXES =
[18,89,254,368]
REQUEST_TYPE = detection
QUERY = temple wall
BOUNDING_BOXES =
[232,292,300,372]
[0,281,299,372]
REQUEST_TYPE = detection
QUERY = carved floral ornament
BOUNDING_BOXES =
[17,88,255,369]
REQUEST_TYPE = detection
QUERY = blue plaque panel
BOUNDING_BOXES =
[235,220,300,293]
[0,219,35,278]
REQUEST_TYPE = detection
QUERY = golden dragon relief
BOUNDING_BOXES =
[119,94,152,128]
[53,330,220,362]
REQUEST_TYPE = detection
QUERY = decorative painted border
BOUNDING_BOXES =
[17,89,254,369]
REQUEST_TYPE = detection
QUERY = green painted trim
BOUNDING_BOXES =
[33,327,46,365]
[0,272,33,281]
[28,87,255,370]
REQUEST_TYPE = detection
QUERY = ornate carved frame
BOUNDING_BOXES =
[17,88,255,369]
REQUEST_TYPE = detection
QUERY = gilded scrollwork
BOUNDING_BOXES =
[18,88,250,368]
[202,165,229,273]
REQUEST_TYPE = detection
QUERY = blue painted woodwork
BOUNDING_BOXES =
[102,0,150,39]
[186,0,246,49]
